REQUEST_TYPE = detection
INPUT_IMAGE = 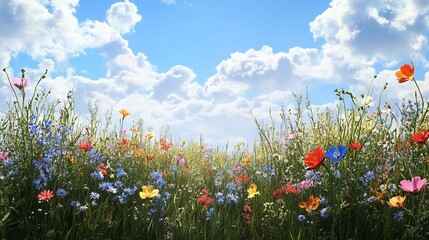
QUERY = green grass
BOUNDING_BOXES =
[0,67,428,239]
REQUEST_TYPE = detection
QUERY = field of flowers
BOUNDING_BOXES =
[0,62,428,240]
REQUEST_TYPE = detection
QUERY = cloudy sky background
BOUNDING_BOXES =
[1,0,429,146]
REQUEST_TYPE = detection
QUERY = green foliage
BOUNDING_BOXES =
[0,68,428,239]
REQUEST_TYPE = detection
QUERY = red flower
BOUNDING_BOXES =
[78,138,92,151]
[349,141,362,150]
[38,190,54,202]
[412,130,429,144]
[303,146,325,170]
[197,188,214,209]
[97,163,108,176]
[395,61,414,83]
[284,182,300,194]
[272,188,283,198]
[243,204,252,224]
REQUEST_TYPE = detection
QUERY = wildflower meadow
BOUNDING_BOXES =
[0,62,428,240]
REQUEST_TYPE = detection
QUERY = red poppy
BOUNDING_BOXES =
[412,130,429,144]
[349,141,362,150]
[303,146,325,170]
[395,61,414,83]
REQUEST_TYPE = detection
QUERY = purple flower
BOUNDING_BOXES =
[298,215,306,221]
[320,207,330,219]
[393,210,404,222]
[56,189,68,198]
[296,179,313,191]
[177,155,185,165]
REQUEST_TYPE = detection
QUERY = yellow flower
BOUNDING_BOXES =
[146,131,154,139]
[247,183,260,199]
[387,195,406,208]
[234,142,244,147]
[139,185,159,199]
[242,156,251,167]
[119,109,131,118]
[299,196,320,212]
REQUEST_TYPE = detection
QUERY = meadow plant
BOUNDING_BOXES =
[0,62,428,239]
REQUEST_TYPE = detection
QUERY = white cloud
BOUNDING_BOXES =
[1,0,429,146]
[106,0,142,34]
[161,0,176,5]
[310,0,429,61]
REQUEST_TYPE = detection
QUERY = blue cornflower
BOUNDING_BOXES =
[116,167,127,177]
[388,183,397,193]
[44,120,51,130]
[359,171,375,186]
[99,182,117,193]
[226,193,238,204]
[116,193,128,204]
[33,178,43,190]
[319,196,328,205]
[393,210,404,222]
[56,189,68,198]
[298,215,306,221]
[78,205,88,212]
[123,187,137,196]
[226,183,236,193]
[324,145,347,164]
[364,196,377,205]
[215,192,224,204]
[90,171,104,180]
[149,171,166,188]
[320,207,330,219]
[205,207,215,221]
[90,192,100,200]
[3,158,14,167]
[114,180,123,188]
[70,200,81,208]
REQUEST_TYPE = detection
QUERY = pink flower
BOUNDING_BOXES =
[0,151,8,160]
[38,190,54,202]
[296,179,313,192]
[177,155,185,165]
[399,176,427,193]
[285,131,296,140]
[12,77,29,90]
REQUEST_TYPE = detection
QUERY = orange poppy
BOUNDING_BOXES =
[395,61,414,83]
[387,196,406,208]
[299,195,320,211]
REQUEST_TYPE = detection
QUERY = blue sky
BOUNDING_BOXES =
[1,0,429,146]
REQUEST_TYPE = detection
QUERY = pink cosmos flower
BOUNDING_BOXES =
[12,77,29,90]
[399,176,427,193]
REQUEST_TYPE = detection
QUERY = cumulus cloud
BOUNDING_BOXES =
[106,0,142,34]
[1,0,429,146]
[310,0,429,60]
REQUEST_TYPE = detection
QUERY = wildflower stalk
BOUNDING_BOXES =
[411,78,429,127]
